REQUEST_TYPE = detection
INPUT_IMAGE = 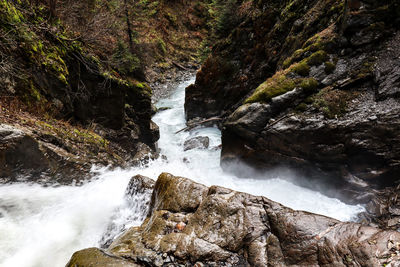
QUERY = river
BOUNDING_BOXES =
[0,76,364,267]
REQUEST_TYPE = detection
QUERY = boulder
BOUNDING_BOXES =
[100,175,155,248]
[66,248,140,267]
[0,124,49,178]
[0,124,89,183]
[183,136,210,151]
[69,173,400,266]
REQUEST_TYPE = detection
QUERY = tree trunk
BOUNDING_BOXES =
[123,0,134,52]
[49,0,57,18]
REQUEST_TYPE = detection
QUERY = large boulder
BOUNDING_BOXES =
[68,173,400,266]
[0,124,89,183]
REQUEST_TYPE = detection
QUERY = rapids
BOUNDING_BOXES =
[0,76,364,267]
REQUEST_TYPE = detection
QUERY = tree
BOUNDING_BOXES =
[123,0,134,51]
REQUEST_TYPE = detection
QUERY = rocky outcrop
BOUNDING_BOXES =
[0,120,156,184]
[185,0,351,120]
[185,0,400,196]
[68,173,400,266]
[183,136,210,151]
[0,0,159,183]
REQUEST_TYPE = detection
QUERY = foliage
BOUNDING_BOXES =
[111,41,140,75]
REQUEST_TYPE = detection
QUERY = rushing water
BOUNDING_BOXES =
[0,76,365,267]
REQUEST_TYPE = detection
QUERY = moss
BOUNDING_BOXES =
[29,82,42,102]
[324,61,336,74]
[245,73,319,104]
[313,87,357,119]
[306,50,328,66]
[157,38,167,55]
[0,0,24,24]
[299,78,318,93]
[291,61,310,76]
[135,82,145,89]
[295,103,308,112]
[245,74,295,103]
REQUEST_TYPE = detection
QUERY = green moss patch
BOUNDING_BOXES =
[313,87,358,119]
[245,71,318,104]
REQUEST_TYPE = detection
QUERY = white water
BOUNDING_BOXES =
[0,76,364,267]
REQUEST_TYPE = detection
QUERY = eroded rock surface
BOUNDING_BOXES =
[68,173,400,266]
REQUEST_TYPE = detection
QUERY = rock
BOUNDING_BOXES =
[0,124,49,179]
[69,173,400,266]
[125,175,155,197]
[183,136,209,151]
[132,142,158,165]
[374,32,400,100]
[66,247,140,267]
[175,222,186,231]
[99,175,154,248]
[387,217,400,227]
[0,124,90,184]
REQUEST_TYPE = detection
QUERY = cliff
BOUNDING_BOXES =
[185,0,400,205]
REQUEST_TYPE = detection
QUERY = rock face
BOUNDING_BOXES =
[0,124,89,183]
[68,173,400,266]
[183,136,210,151]
[185,0,400,193]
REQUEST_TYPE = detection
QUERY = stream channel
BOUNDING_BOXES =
[0,76,365,267]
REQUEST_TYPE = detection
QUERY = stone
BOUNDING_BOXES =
[0,124,91,184]
[68,173,400,266]
[183,136,210,151]
[0,124,49,179]
[66,248,140,267]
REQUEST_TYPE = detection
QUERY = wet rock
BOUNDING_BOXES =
[132,142,158,165]
[375,32,400,100]
[69,173,400,266]
[0,124,49,179]
[183,136,209,151]
[125,175,155,197]
[66,247,140,267]
[100,175,154,248]
[0,124,90,183]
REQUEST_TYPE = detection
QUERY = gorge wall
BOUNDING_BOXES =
[185,0,400,197]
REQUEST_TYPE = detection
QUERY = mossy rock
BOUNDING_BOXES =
[245,72,319,104]
[66,248,139,267]
[324,61,336,74]
[306,50,328,66]
[291,61,310,76]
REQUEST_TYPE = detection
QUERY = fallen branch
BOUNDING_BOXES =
[172,61,189,71]
[175,117,221,134]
